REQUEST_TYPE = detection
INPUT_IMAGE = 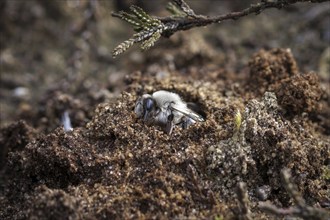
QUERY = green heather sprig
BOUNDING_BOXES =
[112,6,166,57]
[112,0,329,57]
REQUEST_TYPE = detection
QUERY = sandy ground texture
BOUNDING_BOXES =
[1,0,330,219]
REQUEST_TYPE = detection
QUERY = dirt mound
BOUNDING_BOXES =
[1,49,329,219]
[276,72,323,115]
[248,48,299,95]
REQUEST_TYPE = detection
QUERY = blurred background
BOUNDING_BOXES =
[0,0,329,130]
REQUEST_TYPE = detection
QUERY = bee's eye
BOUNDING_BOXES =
[145,98,154,111]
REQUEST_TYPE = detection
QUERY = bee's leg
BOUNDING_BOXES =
[134,98,144,118]
[181,117,195,129]
[165,114,174,134]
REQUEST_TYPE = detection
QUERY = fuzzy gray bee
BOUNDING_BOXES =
[134,90,205,134]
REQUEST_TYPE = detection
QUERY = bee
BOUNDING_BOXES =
[134,90,205,134]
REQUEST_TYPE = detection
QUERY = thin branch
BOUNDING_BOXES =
[158,0,329,35]
[112,0,330,57]
[236,182,252,220]
[259,168,330,220]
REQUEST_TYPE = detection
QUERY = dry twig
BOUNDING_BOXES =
[259,169,330,220]
[236,182,252,220]
[112,0,329,57]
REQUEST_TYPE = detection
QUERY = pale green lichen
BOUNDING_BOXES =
[321,166,330,181]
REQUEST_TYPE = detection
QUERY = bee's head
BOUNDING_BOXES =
[145,98,154,111]
[143,97,155,121]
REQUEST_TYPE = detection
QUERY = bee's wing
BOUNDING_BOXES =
[170,104,205,122]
